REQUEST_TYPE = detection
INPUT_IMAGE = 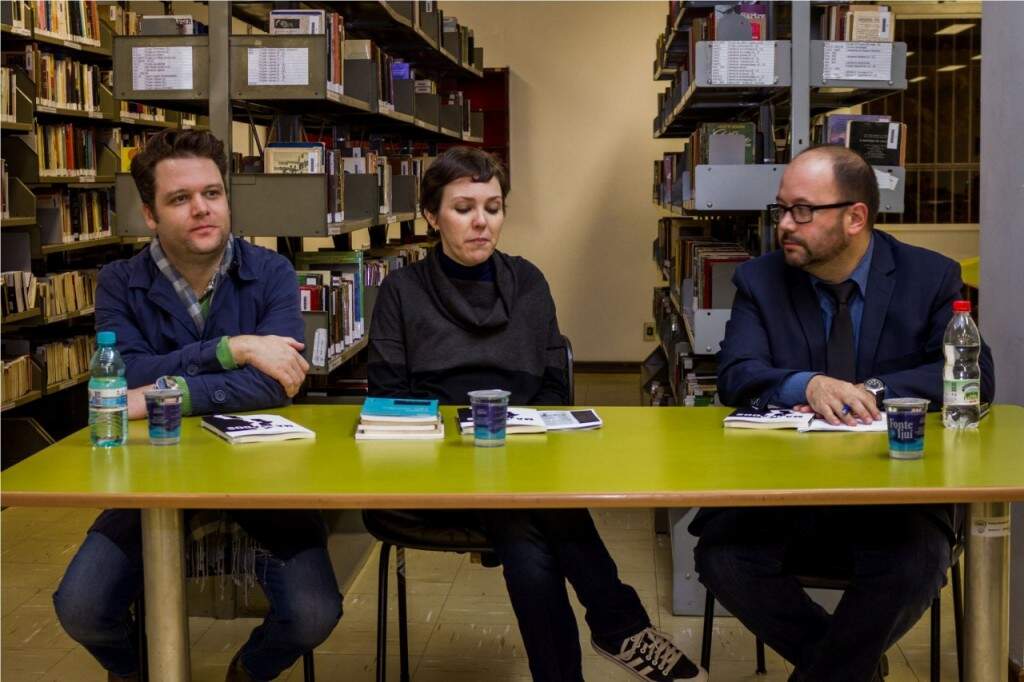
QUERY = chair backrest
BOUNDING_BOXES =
[562,334,575,406]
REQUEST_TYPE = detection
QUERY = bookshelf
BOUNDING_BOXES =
[646,1,909,407]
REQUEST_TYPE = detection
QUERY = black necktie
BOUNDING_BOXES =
[821,281,858,382]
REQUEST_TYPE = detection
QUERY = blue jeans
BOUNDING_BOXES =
[477,509,650,682]
[54,530,342,680]
[694,506,950,682]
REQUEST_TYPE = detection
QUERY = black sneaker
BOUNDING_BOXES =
[592,627,709,681]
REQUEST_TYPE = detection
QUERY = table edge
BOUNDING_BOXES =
[3,487,1023,509]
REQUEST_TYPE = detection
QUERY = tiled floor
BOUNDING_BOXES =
[1,373,962,681]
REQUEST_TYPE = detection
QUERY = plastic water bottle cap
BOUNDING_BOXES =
[97,330,117,346]
[952,300,972,313]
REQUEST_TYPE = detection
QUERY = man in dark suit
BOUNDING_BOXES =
[691,145,994,682]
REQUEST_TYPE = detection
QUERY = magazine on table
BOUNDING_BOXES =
[723,408,886,432]
[455,407,603,434]
[201,414,315,443]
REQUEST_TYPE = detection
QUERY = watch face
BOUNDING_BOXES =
[865,378,884,392]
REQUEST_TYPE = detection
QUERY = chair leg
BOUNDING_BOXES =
[136,596,149,682]
[303,650,315,682]
[396,546,410,682]
[951,559,964,682]
[700,589,714,672]
[755,637,767,674]
[930,596,940,682]
[375,543,392,682]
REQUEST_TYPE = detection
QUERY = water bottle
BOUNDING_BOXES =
[89,330,128,447]
[942,300,981,429]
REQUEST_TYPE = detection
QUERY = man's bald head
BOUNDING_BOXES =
[791,145,879,229]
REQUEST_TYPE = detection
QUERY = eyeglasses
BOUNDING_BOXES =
[767,201,855,225]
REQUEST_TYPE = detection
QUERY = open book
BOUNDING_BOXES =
[456,407,603,435]
[201,414,315,443]
[724,408,886,433]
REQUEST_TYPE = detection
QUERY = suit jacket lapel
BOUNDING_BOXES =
[786,266,827,371]
[858,236,896,378]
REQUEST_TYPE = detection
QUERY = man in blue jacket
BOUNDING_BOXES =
[692,145,994,682]
[53,130,341,682]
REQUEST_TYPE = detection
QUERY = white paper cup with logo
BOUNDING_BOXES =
[883,397,930,459]
[468,389,511,447]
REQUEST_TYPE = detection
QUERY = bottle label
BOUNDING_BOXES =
[944,379,980,406]
[90,386,128,410]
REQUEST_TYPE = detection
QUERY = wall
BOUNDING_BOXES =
[979,1,1024,669]
[439,1,676,362]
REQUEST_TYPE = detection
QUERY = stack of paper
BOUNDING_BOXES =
[356,397,444,440]
[455,407,603,435]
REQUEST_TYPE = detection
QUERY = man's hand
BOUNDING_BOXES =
[802,375,881,426]
[127,385,155,420]
[228,335,309,397]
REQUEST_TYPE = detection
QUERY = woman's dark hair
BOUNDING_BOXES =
[420,146,509,217]
[130,129,228,210]
[802,144,880,228]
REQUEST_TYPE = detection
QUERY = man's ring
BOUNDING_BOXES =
[841,404,852,415]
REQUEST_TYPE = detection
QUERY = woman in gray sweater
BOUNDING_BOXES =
[367,147,706,682]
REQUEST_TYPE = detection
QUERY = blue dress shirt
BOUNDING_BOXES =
[772,235,875,406]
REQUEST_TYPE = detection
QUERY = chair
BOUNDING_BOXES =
[363,335,575,682]
[699,514,966,682]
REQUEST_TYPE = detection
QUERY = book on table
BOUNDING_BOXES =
[455,407,603,434]
[356,397,444,440]
[724,408,887,432]
[201,414,315,443]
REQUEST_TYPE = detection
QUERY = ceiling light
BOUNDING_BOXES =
[934,23,976,36]
[908,76,927,83]
[906,51,915,57]
[971,54,982,61]
[936,64,967,72]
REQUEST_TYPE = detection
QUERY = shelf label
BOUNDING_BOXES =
[132,46,194,91]
[63,40,82,50]
[247,47,309,86]
[874,168,899,191]
[822,42,893,82]
[709,41,776,86]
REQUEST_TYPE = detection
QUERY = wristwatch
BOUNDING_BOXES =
[864,378,886,410]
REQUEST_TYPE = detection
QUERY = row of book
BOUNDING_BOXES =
[36,270,97,319]
[355,397,444,441]
[821,4,892,43]
[268,9,345,93]
[0,1,31,32]
[36,334,95,386]
[2,354,38,405]
[1,160,11,219]
[814,113,907,167]
[34,0,103,46]
[684,4,768,75]
[653,287,719,407]
[36,188,112,245]
[34,49,103,113]
[2,271,38,316]
[654,122,758,206]
[33,123,109,177]
[1,67,22,123]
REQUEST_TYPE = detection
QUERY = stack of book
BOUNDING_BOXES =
[36,188,113,244]
[355,397,444,440]
[2,271,38,316]
[36,270,97,319]
[821,4,892,42]
[1,355,37,404]
[35,334,95,386]
[814,113,906,166]
[34,0,103,46]
[34,49,103,113]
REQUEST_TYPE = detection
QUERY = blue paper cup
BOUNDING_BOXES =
[883,397,930,460]
[145,388,182,445]
[468,389,511,447]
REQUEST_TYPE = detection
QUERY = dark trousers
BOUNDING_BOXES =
[693,506,950,682]
[477,509,650,682]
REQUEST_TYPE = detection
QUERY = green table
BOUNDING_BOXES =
[3,405,1022,681]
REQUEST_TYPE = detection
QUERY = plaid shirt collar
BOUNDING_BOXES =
[149,234,234,335]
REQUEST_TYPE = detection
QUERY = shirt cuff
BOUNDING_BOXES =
[216,336,238,370]
[171,376,193,416]
[772,371,818,408]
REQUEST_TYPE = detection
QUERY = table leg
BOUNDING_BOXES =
[964,501,1010,682]
[141,508,191,682]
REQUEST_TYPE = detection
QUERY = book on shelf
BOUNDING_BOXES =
[35,270,97,318]
[724,408,887,432]
[34,0,103,46]
[268,9,345,93]
[33,334,95,387]
[816,113,891,146]
[296,252,365,366]
[455,407,604,434]
[265,142,325,174]
[1,66,22,123]
[414,79,437,95]
[356,397,444,440]
[1,271,37,315]
[822,4,892,43]
[0,1,31,31]
[34,49,103,113]
[36,188,113,244]
[32,123,109,177]
[1,160,9,219]
[1,354,37,405]
[846,120,906,166]
[201,414,316,444]
[696,122,757,165]
[105,5,143,36]
[269,9,324,35]
[138,15,207,36]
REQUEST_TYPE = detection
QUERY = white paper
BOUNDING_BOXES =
[799,415,887,432]
[822,42,893,82]
[312,328,327,367]
[247,47,309,86]
[132,46,194,91]
[874,168,899,191]
[709,41,776,86]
